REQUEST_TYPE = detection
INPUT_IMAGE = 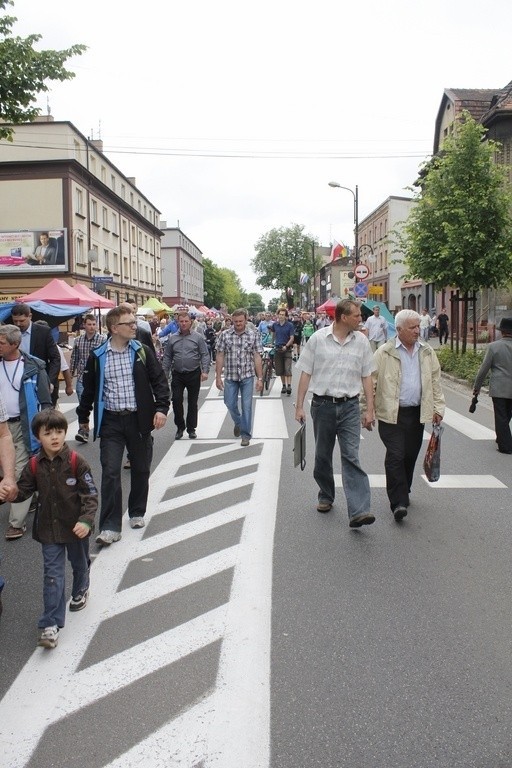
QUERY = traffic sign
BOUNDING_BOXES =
[93,276,114,283]
[353,281,368,298]
[354,263,370,280]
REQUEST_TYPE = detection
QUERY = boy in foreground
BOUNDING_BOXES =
[10,410,98,649]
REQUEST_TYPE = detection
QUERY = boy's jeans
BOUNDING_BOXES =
[40,540,90,628]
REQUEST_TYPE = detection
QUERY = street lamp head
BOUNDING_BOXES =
[328,181,341,188]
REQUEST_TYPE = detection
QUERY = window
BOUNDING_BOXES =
[122,220,128,240]
[76,237,84,264]
[91,199,98,223]
[121,184,125,200]
[111,213,118,235]
[102,207,108,229]
[113,252,119,273]
[111,174,116,192]
[75,188,83,215]
[104,249,110,270]
[101,166,106,183]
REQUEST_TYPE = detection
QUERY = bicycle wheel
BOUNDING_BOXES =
[261,361,268,396]
[265,359,272,390]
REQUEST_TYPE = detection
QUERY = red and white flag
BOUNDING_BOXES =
[330,240,348,262]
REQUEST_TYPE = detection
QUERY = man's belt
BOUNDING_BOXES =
[105,409,137,416]
[312,394,359,404]
[173,368,200,374]
[7,416,21,422]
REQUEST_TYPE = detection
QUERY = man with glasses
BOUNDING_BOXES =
[76,306,170,545]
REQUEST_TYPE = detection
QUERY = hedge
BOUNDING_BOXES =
[436,347,488,386]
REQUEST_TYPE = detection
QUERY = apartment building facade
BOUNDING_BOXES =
[358,196,416,312]
[160,225,204,308]
[0,116,162,307]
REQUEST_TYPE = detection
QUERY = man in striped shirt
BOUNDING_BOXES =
[295,299,376,528]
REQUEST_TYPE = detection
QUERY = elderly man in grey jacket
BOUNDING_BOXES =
[473,317,512,454]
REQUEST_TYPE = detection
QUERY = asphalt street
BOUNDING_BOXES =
[0,368,511,768]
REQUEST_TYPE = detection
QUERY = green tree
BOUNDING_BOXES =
[252,224,321,306]
[267,297,279,313]
[219,267,244,312]
[203,257,225,309]
[246,292,265,316]
[0,0,86,140]
[399,113,512,352]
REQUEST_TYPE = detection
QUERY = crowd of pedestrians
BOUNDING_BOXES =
[4,297,504,656]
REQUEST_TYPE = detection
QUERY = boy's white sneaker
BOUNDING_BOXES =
[69,590,89,612]
[38,626,59,649]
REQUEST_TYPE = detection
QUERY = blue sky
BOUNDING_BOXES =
[10,0,512,302]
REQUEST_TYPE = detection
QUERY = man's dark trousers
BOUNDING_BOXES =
[378,405,424,510]
[99,410,153,532]
[171,368,201,432]
[492,397,512,452]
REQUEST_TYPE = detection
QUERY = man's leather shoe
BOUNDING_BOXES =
[176,429,184,440]
[188,430,197,439]
[393,505,408,522]
[349,512,376,528]
[316,501,333,513]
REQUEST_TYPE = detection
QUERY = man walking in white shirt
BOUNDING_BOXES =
[364,305,388,352]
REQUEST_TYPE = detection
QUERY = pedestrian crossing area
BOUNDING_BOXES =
[0,383,508,767]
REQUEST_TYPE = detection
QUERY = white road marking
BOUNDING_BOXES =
[443,407,496,439]
[422,407,495,440]
[253,398,289,439]
[335,474,507,489]
[420,474,507,488]
[194,398,233,438]
[0,423,280,768]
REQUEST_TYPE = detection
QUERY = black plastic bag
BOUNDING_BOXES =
[423,423,443,482]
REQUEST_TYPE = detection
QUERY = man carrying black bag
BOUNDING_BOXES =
[373,309,445,522]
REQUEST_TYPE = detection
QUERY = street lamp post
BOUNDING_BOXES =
[328,181,359,266]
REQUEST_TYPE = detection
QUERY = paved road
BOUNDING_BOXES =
[0,370,511,767]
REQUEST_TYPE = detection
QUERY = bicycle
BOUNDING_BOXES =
[260,344,275,396]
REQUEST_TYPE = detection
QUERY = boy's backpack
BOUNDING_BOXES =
[30,450,79,477]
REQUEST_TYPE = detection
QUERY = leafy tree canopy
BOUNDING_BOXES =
[0,0,86,140]
[252,223,321,292]
[267,297,280,314]
[203,257,249,312]
[400,113,512,294]
[246,292,265,316]
[203,257,226,309]
[219,267,245,312]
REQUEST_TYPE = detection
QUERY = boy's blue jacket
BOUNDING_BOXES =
[75,339,170,439]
